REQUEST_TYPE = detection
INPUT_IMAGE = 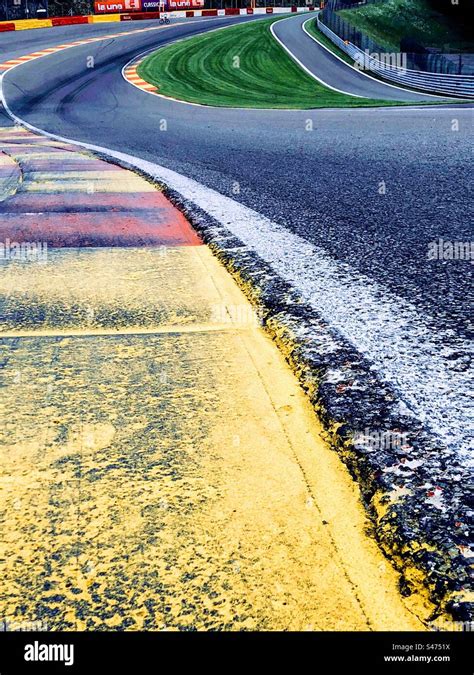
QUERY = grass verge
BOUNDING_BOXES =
[137,17,413,108]
[337,0,474,52]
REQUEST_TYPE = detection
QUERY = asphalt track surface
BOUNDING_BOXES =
[272,14,445,102]
[1,15,473,455]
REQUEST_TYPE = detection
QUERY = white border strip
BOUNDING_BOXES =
[270,15,364,98]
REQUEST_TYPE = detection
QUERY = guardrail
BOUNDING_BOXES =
[316,15,474,98]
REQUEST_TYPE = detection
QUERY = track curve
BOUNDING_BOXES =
[272,13,449,102]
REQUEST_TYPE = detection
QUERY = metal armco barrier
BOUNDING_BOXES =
[316,15,474,98]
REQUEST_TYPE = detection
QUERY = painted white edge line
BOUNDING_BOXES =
[270,15,365,99]
[301,16,456,102]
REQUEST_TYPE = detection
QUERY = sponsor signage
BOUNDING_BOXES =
[94,0,141,12]
[142,0,162,9]
[95,0,204,11]
[168,0,204,8]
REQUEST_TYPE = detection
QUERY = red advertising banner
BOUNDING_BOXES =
[95,0,204,11]
[94,0,142,13]
[168,0,204,8]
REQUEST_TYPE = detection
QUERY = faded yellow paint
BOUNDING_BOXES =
[0,154,15,165]
[11,19,53,30]
[0,129,31,136]
[88,14,121,23]
[0,151,21,201]
[22,175,156,193]
[0,126,428,631]
[0,245,427,631]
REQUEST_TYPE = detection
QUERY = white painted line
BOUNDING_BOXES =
[301,16,456,101]
[1,88,472,461]
[270,16,365,99]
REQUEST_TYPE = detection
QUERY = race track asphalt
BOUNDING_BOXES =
[1,14,473,452]
[272,14,445,102]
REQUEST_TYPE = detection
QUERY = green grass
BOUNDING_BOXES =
[137,17,414,108]
[338,0,474,52]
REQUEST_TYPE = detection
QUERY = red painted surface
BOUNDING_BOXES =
[0,137,202,248]
[51,16,89,26]
[0,23,15,32]
[121,11,161,20]
[5,192,182,213]
[0,211,202,247]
